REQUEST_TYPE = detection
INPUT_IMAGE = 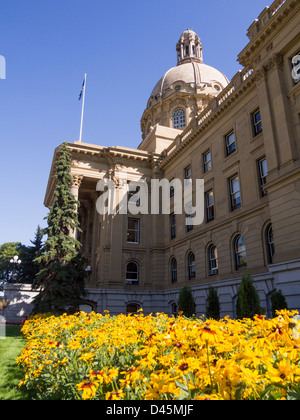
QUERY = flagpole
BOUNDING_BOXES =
[79,73,87,142]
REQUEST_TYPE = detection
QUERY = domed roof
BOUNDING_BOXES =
[150,61,229,98]
[148,29,229,102]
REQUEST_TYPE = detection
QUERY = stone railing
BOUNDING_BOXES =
[247,0,288,41]
[164,67,254,158]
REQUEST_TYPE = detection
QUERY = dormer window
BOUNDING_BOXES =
[175,85,181,92]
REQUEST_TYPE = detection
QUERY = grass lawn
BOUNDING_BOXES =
[0,325,29,400]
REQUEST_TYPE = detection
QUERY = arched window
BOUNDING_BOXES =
[234,235,247,270]
[126,303,140,314]
[126,261,139,285]
[171,302,178,316]
[188,252,196,280]
[208,245,218,275]
[171,257,177,283]
[172,108,186,129]
[266,224,275,264]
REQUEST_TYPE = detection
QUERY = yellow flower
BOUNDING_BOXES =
[105,390,125,400]
[68,339,81,350]
[268,360,294,383]
[79,352,94,364]
[76,380,98,400]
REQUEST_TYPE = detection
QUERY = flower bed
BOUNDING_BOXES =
[17,310,300,400]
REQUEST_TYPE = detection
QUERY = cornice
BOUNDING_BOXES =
[238,0,300,69]
[44,142,158,207]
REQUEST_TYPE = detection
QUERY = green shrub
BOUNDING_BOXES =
[177,286,196,318]
[206,287,220,320]
[236,274,263,319]
[270,289,288,317]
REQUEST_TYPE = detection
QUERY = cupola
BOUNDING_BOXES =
[176,29,203,65]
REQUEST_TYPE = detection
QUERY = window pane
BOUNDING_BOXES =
[126,261,139,285]
[188,253,195,279]
[206,191,214,222]
[128,218,138,230]
[225,131,236,156]
[127,231,137,243]
[259,158,268,197]
[170,179,175,197]
[171,258,177,283]
[203,150,211,172]
[253,109,262,136]
[230,176,241,210]
[170,213,176,239]
[231,177,239,193]
[173,108,186,129]
[209,245,218,275]
[185,166,191,179]
[259,158,268,179]
[235,236,247,269]
[267,225,275,264]
[127,218,139,243]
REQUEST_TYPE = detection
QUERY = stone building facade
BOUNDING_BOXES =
[6,0,300,322]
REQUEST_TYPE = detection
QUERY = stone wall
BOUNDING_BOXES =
[4,260,299,323]
[3,284,39,324]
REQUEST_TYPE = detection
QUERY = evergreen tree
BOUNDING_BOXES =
[32,142,86,314]
[206,287,220,320]
[236,274,263,319]
[178,286,196,318]
[270,289,288,317]
[19,226,44,284]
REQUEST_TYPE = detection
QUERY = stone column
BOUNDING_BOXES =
[254,68,280,172]
[70,174,83,238]
[256,55,300,264]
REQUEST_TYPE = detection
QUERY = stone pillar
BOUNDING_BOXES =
[256,54,300,264]
[264,54,298,165]
[71,174,83,201]
[254,68,280,172]
[70,174,83,238]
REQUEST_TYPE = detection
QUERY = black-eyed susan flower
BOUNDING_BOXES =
[76,380,98,400]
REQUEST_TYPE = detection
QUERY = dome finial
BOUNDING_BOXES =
[176,29,203,65]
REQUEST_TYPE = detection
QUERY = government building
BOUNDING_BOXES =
[6,0,300,321]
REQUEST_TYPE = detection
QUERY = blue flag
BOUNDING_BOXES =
[78,78,85,100]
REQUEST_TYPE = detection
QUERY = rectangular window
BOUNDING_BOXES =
[128,186,140,206]
[258,157,268,197]
[185,202,194,232]
[205,190,215,223]
[186,214,193,232]
[170,213,176,239]
[229,175,241,211]
[127,218,140,244]
[170,179,175,198]
[184,165,192,184]
[225,131,236,156]
[203,150,212,173]
[252,109,262,136]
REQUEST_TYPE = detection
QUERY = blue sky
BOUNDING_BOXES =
[0,0,269,246]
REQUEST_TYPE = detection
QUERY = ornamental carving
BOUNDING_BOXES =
[263,53,284,72]
[71,174,84,188]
